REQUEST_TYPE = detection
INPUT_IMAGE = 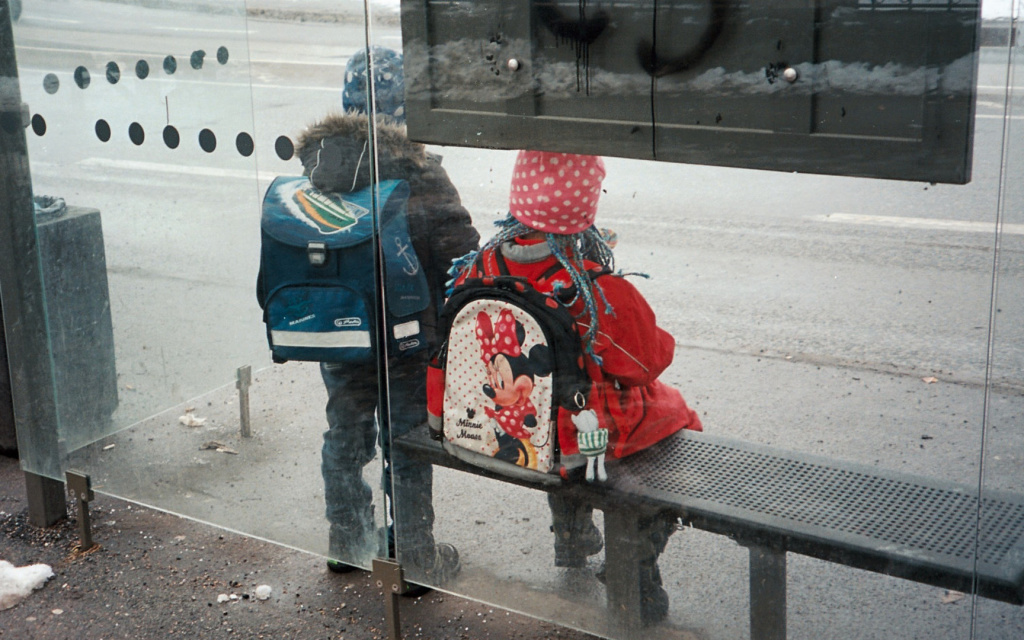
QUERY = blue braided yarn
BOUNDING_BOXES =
[448,216,533,294]
[449,215,617,357]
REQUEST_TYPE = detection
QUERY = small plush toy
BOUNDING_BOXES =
[572,409,609,482]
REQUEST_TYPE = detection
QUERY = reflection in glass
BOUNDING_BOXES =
[105,61,120,84]
[43,73,59,94]
[73,65,90,89]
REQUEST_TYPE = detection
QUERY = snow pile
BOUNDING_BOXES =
[0,560,54,610]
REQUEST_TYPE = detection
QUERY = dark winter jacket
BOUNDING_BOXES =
[295,112,480,351]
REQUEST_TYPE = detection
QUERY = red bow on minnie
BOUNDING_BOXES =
[475,309,521,362]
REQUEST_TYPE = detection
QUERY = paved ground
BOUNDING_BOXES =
[0,453,600,640]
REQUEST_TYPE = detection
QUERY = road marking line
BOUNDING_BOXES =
[15,46,347,67]
[24,17,82,25]
[819,213,1024,235]
[77,157,284,182]
[151,27,253,34]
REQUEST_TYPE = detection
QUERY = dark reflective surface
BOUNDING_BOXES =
[401,0,980,183]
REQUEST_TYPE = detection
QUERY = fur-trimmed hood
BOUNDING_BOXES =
[296,111,429,194]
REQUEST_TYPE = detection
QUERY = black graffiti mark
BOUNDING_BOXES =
[637,0,727,78]
[535,0,610,94]
[535,0,609,45]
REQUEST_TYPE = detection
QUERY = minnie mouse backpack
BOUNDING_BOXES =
[426,256,600,485]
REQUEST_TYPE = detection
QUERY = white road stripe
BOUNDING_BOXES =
[818,213,1024,235]
[151,27,253,35]
[25,18,82,25]
[77,157,283,181]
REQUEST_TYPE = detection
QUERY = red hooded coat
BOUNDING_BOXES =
[456,239,702,460]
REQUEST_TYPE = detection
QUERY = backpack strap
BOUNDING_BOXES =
[493,248,512,276]
[536,262,564,283]
[471,252,487,278]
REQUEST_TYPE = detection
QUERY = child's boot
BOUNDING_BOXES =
[549,495,604,568]
[326,507,381,573]
[637,510,677,626]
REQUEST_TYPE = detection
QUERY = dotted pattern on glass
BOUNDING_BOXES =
[28,47,296,158]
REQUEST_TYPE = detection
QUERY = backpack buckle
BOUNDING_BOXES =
[307,241,327,266]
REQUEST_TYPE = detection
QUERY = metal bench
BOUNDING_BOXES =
[395,426,1024,639]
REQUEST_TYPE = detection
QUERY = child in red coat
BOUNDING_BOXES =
[449,150,702,625]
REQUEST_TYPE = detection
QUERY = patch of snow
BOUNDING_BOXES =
[0,560,54,610]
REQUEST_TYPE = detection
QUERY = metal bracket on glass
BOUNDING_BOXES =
[65,470,97,552]
[373,558,407,640]
[236,365,252,438]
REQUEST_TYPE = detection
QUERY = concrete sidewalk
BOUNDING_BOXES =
[0,453,599,640]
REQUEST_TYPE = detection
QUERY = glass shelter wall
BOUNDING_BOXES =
[4,0,392,570]
[978,6,1024,639]
[381,2,1024,639]
[2,1,1023,639]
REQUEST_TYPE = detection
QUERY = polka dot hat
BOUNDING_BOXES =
[509,150,606,234]
[342,46,405,122]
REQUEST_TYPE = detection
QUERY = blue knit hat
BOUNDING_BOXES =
[342,46,405,122]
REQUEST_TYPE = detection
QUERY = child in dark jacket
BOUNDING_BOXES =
[296,47,480,583]
[449,149,702,624]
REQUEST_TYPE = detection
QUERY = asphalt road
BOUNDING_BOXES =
[6,3,1024,639]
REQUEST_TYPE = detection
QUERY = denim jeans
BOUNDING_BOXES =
[320,354,436,563]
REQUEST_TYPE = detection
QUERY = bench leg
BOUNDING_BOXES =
[603,507,644,632]
[749,545,786,640]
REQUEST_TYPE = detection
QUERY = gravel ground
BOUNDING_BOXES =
[0,453,600,640]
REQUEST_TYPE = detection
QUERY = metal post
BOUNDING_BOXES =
[236,365,252,437]
[373,557,405,640]
[2,0,66,522]
[749,544,787,640]
[65,470,96,551]
[24,471,66,527]
[603,506,643,633]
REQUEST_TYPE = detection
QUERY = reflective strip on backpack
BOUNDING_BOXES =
[271,330,371,349]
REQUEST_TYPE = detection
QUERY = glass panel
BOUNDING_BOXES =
[976,5,1024,640]
[7,0,387,569]
[386,3,1011,639]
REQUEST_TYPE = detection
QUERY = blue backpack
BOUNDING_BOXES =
[256,176,430,364]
